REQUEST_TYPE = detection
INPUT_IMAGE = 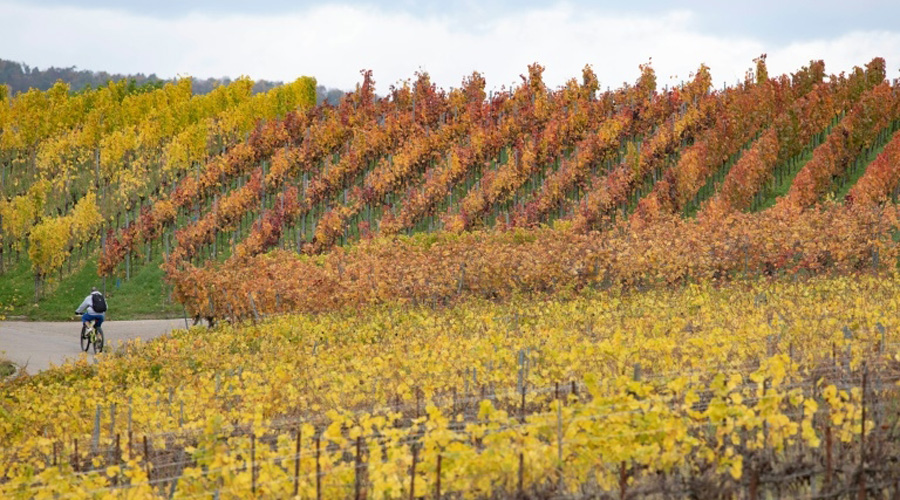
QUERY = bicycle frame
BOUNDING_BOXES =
[80,319,104,353]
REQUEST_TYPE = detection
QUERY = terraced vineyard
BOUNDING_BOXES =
[4,56,900,497]
[0,75,317,311]
[3,57,899,315]
[109,57,900,321]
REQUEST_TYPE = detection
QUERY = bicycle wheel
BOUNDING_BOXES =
[80,324,90,352]
[92,328,104,354]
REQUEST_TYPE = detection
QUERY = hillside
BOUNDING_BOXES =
[0,74,318,318]
[3,56,900,319]
[95,57,900,321]
[5,55,900,498]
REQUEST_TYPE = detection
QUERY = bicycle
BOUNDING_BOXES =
[80,319,104,354]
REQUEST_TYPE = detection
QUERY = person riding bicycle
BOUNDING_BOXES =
[75,286,107,330]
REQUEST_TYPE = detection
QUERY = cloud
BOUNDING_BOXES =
[1,1,898,91]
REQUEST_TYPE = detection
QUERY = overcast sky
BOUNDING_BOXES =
[2,0,899,92]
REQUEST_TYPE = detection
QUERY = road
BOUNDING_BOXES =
[0,319,189,374]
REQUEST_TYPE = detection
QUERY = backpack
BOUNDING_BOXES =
[91,292,107,313]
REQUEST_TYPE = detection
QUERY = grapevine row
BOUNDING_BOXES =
[571,65,717,231]
[779,81,900,209]
[169,202,899,320]
[632,56,794,222]
[847,129,900,205]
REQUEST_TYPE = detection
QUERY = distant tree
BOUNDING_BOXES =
[316,85,347,106]
[0,58,348,103]
[0,58,166,95]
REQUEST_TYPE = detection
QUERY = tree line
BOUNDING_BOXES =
[0,58,345,104]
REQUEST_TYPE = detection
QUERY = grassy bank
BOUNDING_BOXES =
[0,252,182,321]
[0,356,14,378]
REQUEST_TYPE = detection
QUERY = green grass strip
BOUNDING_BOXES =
[833,119,900,201]
[0,251,182,321]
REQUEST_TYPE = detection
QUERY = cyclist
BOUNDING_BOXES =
[75,286,107,331]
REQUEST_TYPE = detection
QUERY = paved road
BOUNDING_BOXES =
[0,319,189,374]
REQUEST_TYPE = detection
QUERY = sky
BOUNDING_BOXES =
[2,0,899,92]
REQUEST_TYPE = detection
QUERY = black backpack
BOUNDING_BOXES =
[91,293,107,313]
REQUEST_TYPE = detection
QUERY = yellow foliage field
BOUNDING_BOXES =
[1,274,899,497]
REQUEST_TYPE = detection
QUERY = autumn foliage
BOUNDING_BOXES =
[168,202,900,320]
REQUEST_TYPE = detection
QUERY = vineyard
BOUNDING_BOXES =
[0,75,317,308]
[108,56,899,321]
[3,276,900,497]
[0,57,898,314]
[3,54,900,497]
